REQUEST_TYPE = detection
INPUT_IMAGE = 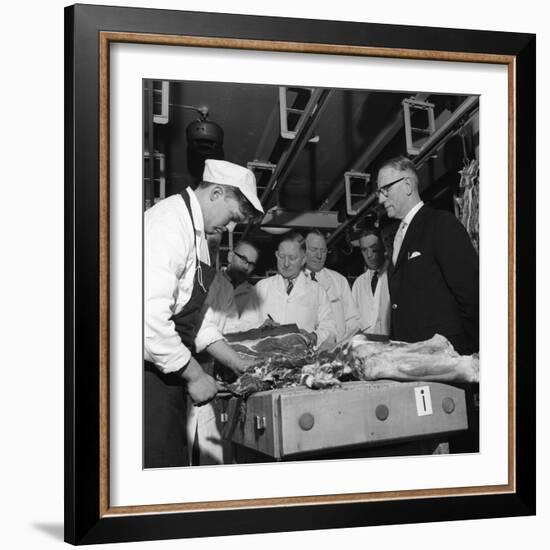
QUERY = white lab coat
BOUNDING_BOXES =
[144,190,221,373]
[305,268,361,343]
[351,266,391,335]
[243,271,337,347]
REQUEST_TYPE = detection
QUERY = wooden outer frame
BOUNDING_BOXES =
[65,4,536,545]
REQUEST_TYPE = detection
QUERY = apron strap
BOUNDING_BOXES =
[180,188,206,292]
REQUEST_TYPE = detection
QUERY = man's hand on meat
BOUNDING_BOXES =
[205,338,256,376]
[317,334,337,353]
[178,357,218,406]
[299,329,318,348]
[259,316,280,330]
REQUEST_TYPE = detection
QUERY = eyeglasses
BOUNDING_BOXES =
[375,176,407,198]
[233,250,256,269]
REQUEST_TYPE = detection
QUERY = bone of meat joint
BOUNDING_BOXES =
[349,333,479,383]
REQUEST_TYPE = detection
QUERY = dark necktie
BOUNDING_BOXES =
[286,279,294,295]
[310,271,317,282]
[371,271,379,295]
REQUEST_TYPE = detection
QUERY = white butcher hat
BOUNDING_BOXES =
[203,159,264,214]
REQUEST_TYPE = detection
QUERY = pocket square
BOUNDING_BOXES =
[408,251,422,260]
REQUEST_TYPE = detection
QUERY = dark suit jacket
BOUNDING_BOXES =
[388,205,479,355]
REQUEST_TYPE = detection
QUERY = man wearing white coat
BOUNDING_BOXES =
[244,231,337,349]
[188,239,260,465]
[352,228,391,335]
[304,230,360,343]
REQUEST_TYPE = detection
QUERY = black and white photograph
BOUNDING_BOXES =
[59,2,538,545]
[142,79,480,468]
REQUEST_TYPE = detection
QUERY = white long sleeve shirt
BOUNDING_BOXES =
[194,270,258,352]
[305,267,361,342]
[351,266,391,336]
[144,190,223,373]
[243,271,337,347]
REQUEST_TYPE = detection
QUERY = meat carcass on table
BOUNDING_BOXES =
[224,328,479,398]
[349,333,479,383]
[309,333,479,385]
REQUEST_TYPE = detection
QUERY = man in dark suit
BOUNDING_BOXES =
[376,156,479,355]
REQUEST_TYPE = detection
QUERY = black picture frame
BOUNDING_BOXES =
[64,3,536,545]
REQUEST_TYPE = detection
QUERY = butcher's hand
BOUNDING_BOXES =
[179,357,217,406]
[233,356,256,375]
[299,330,318,347]
[317,336,336,353]
[259,315,280,329]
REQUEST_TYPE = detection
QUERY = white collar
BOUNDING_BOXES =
[185,188,205,237]
[305,267,324,278]
[281,270,304,285]
[401,201,424,227]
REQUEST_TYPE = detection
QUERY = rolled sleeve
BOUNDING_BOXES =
[194,272,233,353]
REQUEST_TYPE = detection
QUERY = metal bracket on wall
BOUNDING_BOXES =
[247,160,277,197]
[319,92,431,211]
[143,151,166,209]
[279,87,320,143]
[153,81,170,124]
[402,97,435,156]
[344,171,371,216]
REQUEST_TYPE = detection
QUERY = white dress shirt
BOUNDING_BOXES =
[351,264,391,335]
[144,189,222,373]
[393,202,424,264]
[305,267,360,342]
[243,271,337,347]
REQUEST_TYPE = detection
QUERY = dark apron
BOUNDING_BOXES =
[144,190,217,469]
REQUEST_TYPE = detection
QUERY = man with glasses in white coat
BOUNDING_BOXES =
[195,239,260,346]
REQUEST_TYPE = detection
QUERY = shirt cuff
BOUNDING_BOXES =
[195,326,225,354]
[148,345,192,375]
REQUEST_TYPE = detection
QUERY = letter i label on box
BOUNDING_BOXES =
[414,386,433,416]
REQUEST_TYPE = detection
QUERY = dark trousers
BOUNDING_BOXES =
[143,362,189,468]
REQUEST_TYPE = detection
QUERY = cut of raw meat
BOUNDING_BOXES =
[224,325,315,397]
[224,330,479,398]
